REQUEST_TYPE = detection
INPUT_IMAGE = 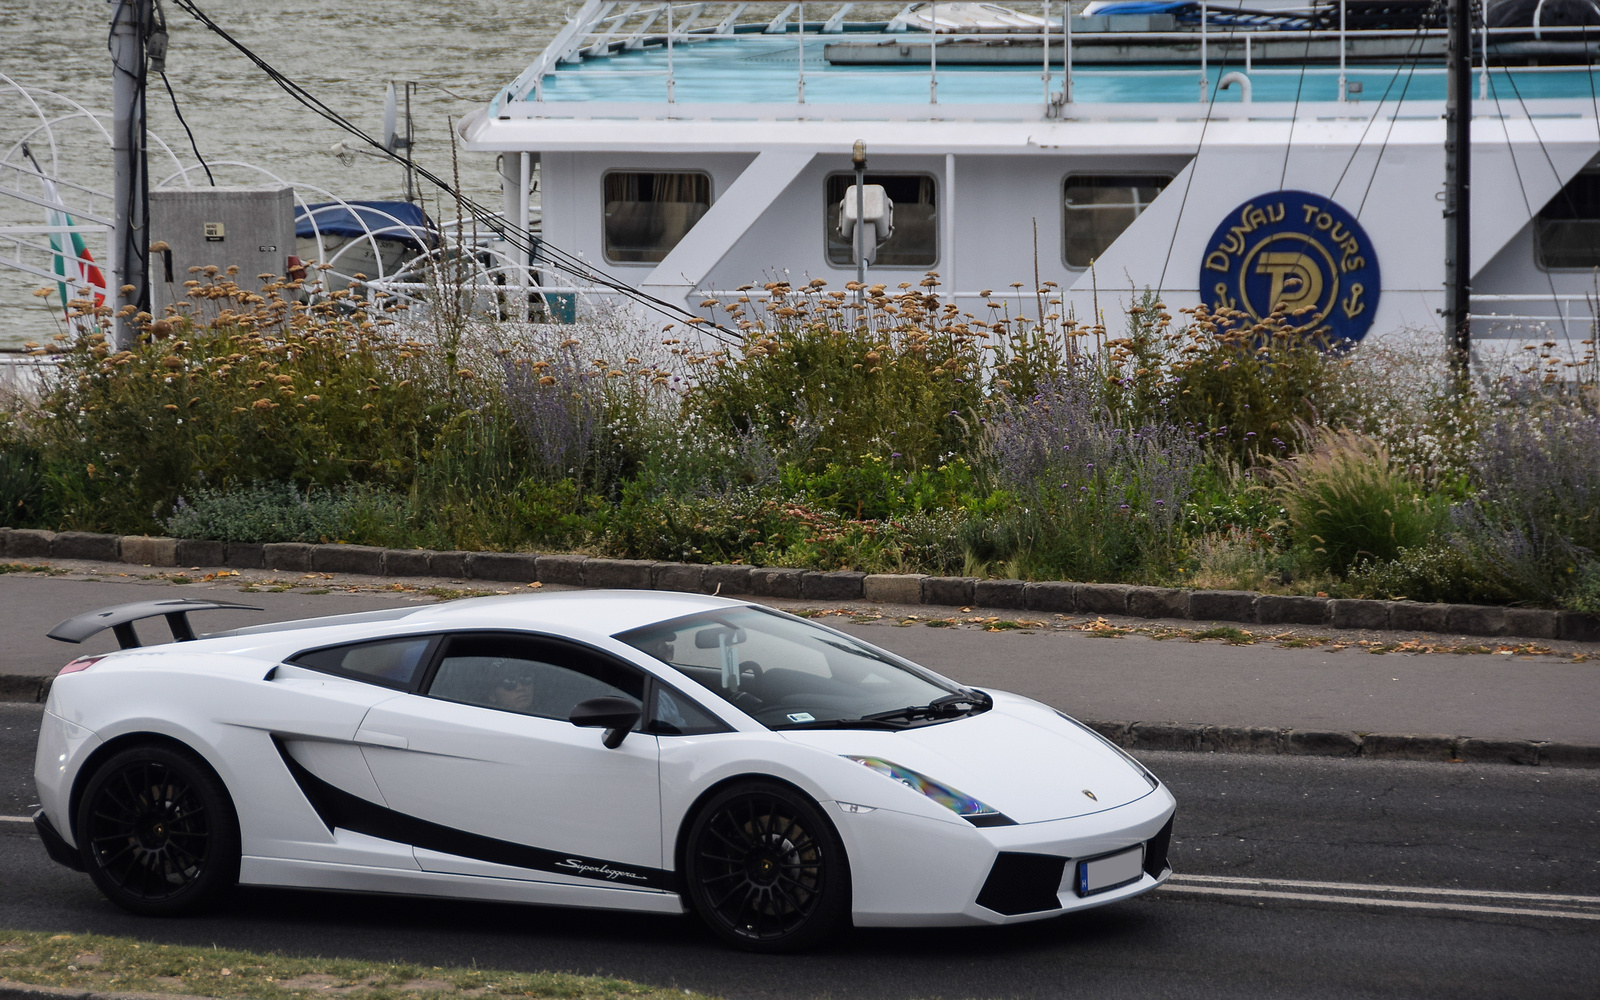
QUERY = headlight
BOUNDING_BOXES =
[846,756,1014,827]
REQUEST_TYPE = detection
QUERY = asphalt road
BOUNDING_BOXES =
[3,703,1597,999]
[5,573,1598,741]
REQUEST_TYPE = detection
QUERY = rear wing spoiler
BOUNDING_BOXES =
[48,599,264,649]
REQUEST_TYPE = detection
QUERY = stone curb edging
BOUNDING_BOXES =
[1,982,217,1000]
[1086,722,1600,768]
[0,670,1594,768]
[3,526,1597,642]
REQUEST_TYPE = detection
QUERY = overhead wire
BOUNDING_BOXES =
[152,0,213,185]
[166,0,742,344]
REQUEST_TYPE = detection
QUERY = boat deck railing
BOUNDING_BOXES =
[491,1,1600,120]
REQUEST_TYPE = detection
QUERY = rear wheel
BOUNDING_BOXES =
[683,780,850,952]
[75,743,239,915]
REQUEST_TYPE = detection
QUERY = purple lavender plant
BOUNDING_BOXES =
[502,350,605,486]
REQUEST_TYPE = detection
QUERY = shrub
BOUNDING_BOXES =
[975,375,1201,580]
[1342,542,1495,604]
[684,278,984,470]
[1453,397,1600,605]
[166,482,413,545]
[34,272,453,533]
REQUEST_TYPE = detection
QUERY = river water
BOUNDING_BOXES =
[0,0,575,348]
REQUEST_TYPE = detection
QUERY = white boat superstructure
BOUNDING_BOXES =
[460,1,1600,357]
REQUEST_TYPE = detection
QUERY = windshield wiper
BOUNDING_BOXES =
[771,717,908,731]
[862,690,991,724]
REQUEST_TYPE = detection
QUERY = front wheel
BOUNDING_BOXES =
[683,779,850,952]
[75,743,240,915]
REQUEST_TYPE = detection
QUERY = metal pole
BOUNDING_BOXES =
[110,0,150,349]
[1444,0,1472,375]
[1199,2,1208,103]
[853,140,866,299]
[1042,0,1050,107]
[1338,0,1347,101]
[1065,0,1073,102]
[929,0,938,104]
[667,2,675,103]
[797,2,805,104]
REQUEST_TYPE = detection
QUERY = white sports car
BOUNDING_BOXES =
[33,591,1175,951]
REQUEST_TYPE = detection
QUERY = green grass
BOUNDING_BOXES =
[0,930,715,1000]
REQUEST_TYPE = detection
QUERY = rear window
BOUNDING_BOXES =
[290,637,435,689]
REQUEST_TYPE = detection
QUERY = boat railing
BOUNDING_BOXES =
[496,1,1600,118]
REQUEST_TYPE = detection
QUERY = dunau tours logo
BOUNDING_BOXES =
[1200,191,1381,345]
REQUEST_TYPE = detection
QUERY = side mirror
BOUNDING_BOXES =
[569,696,642,749]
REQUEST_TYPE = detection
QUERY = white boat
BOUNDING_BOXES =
[460,1,1600,356]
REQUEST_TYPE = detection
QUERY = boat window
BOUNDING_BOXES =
[825,173,938,268]
[1536,170,1600,269]
[602,171,712,264]
[426,633,644,722]
[1062,175,1171,268]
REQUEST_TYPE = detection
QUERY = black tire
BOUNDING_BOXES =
[683,779,850,952]
[74,743,240,916]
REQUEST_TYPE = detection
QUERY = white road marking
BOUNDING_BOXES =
[1169,873,1600,906]
[1162,875,1600,920]
[0,815,35,824]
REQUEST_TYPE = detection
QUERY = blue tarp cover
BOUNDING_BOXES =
[294,201,435,245]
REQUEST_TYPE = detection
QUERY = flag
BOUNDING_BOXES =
[35,171,106,332]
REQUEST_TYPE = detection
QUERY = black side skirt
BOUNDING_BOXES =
[272,738,677,892]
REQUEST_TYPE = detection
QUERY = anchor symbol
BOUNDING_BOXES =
[1342,283,1365,319]
[1213,282,1237,311]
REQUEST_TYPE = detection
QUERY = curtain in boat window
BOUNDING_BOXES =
[824,173,938,268]
[1062,175,1171,268]
[603,172,712,263]
[1536,171,1600,269]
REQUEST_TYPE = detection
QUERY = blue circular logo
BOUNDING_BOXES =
[1199,191,1380,346]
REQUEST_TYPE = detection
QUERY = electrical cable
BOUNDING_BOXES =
[1275,24,1318,191]
[1329,15,1432,204]
[166,0,741,344]
[159,71,213,186]
[1155,13,1240,296]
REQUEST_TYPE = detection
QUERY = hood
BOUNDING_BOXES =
[783,691,1154,824]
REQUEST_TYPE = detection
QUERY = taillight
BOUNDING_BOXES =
[58,655,106,676]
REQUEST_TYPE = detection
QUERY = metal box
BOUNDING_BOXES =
[149,185,295,317]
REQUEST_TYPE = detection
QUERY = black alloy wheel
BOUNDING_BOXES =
[75,744,240,916]
[684,780,850,951]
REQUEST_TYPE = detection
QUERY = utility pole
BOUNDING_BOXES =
[110,0,154,349]
[1443,0,1472,378]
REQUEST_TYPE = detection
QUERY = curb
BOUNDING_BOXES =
[1,674,1594,769]
[4,527,1597,642]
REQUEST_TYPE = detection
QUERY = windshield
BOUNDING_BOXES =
[617,607,985,730]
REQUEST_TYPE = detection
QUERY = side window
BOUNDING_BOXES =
[290,637,434,689]
[650,685,729,736]
[1537,170,1600,269]
[603,171,712,263]
[1062,174,1170,267]
[825,172,937,267]
[426,634,643,722]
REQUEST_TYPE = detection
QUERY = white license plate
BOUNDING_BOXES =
[1073,845,1145,897]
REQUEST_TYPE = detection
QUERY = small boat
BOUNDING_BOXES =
[294,200,437,285]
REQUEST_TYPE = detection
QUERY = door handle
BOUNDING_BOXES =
[354,730,409,749]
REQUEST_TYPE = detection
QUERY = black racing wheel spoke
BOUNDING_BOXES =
[692,790,832,944]
[85,757,214,902]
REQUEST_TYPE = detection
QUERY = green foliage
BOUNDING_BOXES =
[1272,429,1445,575]
[34,277,455,533]
[1341,542,1493,605]
[166,483,413,545]
[684,280,983,469]
[0,434,44,528]
[781,456,979,521]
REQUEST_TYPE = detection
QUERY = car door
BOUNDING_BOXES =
[355,631,668,890]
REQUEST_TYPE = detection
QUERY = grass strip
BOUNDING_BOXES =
[0,930,715,1000]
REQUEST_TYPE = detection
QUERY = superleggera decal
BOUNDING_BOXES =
[272,738,677,891]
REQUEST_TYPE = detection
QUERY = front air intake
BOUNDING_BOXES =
[975,852,1067,916]
[1144,814,1174,878]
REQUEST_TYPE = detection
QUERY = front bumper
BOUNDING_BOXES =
[837,784,1176,927]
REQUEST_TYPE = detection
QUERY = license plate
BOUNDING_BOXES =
[1073,845,1145,897]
